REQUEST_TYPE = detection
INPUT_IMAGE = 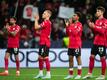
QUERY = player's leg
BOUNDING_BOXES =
[96,46,106,80]
[83,45,97,79]
[64,49,74,79]
[75,49,82,79]
[34,55,44,78]
[82,54,95,79]
[96,57,106,80]
[88,54,95,74]
[14,55,20,76]
[42,46,51,79]
[13,48,20,76]
[0,49,10,76]
[34,45,44,78]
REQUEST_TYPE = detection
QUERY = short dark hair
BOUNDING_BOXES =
[96,6,105,13]
[10,16,17,21]
[75,12,81,18]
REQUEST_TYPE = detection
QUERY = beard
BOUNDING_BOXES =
[72,19,77,23]
[9,22,14,25]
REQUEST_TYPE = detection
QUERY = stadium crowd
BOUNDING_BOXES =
[0,0,107,48]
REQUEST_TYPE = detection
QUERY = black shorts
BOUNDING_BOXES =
[68,48,81,57]
[39,45,49,57]
[6,48,19,55]
[91,45,106,57]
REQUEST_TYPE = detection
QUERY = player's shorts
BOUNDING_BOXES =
[68,48,81,57]
[91,45,106,57]
[6,48,19,55]
[39,45,49,57]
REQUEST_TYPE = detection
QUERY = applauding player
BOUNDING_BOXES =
[64,12,83,79]
[83,6,107,80]
[34,10,52,79]
[0,16,21,76]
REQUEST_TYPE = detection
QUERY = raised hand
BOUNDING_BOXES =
[34,14,39,21]
[88,22,95,28]
[64,19,70,27]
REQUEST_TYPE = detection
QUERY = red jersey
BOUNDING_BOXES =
[66,22,82,48]
[105,20,107,47]
[39,20,51,47]
[7,25,20,48]
[93,18,107,46]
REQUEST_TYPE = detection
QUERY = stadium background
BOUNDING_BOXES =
[0,0,107,80]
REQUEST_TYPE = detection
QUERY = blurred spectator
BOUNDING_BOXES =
[20,24,32,48]
[0,0,9,28]
[0,0,107,48]
[0,17,9,48]
[30,27,40,48]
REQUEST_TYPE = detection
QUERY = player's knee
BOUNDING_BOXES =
[15,57,19,61]
[90,55,95,58]
[69,58,73,63]
[101,56,106,61]
[101,56,106,59]
[90,55,95,60]
[38,55,44,59]
[4,57,7,60]
[4,55,9,59]
[44,56,49,59]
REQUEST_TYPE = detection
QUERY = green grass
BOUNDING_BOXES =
[0,68,106,80]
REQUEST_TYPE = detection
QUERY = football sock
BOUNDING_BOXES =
[39,58,44,70]
[101,57,106,75]
[16,59,20,71]
[77,65,82,75]
[89,56,94,73]
[5,58,8,71]
[44,58,50,71]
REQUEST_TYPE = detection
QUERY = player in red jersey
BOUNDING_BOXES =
[0,16,21,76]
[64,12,83,79]
[83,6,107,80]
[34,10,52,79]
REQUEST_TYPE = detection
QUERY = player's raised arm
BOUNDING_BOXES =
[83,6,106,80]
[34,14,41,30]
[64,19,70,27]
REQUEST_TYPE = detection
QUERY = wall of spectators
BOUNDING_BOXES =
[0,0,107,48]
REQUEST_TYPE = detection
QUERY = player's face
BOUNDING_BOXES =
[72,14,79,21]
[10,18,16,25]
[95,10,103,18]
[42,11,49,19]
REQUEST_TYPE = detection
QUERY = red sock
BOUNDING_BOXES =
[101,57,106,75]
[5,58,8,71]
[77,65,82,75]
[78,69,82,75]
[69,69,73,75]
[44,58,50,71]
[89,56,94,73]
[16,59,20,71]
[39,58,44,70]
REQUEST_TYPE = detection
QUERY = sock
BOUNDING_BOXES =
[39,58,44,70]
[5,58,8,71]
[16,59,20,71]
[39,70,43,75]
[101,57,106,75]
[69,68,73,75]
[89,56,94,74]
[47,71,50,76]
[77,65,82,75]
[44,58,50,71]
